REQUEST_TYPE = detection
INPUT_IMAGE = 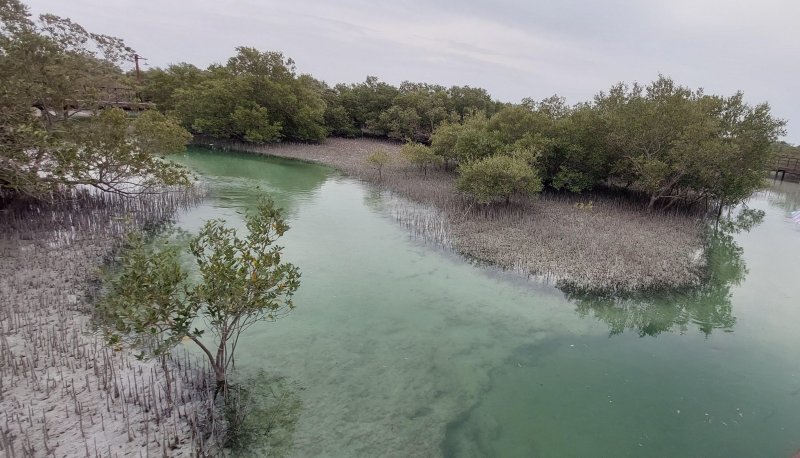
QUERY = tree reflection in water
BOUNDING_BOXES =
[567,208,763,337]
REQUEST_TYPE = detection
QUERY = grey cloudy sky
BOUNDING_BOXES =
[26,0,800,143]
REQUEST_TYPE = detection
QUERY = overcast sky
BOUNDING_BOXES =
[25,0,800,143]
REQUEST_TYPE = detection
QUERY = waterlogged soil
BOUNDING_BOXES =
[0,195,209,457]
[171,148,800,457]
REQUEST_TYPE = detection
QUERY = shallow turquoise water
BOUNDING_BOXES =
[171,148,800,457]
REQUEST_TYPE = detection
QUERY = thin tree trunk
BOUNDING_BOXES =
[189,336,227,397]
[647,195,659,211]
[714,202,724,231]
[214,336,228,396]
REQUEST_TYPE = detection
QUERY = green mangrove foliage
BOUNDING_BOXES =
[168,48,327,143]
[401,142,442,175]
[366,149,391,180]
[142,58,502,144]
[773,141,800,160]
[99,198,301,390]
[432,113,506,166]
[139,63,206,112]
[21,8,775,213]
[456,155,542,204]
[430,77,785,210]
[0,0,191,199]
[593,78,784,210]
[324,79,500,141]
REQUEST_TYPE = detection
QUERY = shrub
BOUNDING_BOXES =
[456,155,542,204]
[366,149,391,180]
[400,142,442,175]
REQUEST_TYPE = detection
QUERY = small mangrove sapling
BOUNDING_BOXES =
[99,198,300,393]
[401,142,442,176]
[366,149,391,180]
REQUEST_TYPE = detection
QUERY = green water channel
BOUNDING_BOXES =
[171,148,800,457]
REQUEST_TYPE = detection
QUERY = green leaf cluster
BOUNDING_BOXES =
[144,64,503,143]
[366,149,391,180]
[400,142,442,175]
[592,77,785,209]
[431,76,785,210]
[99,198,301,386]
[325,79,500,142]
[166,47,326,143]
[456,155,543,204]
[0,0,191,199]
[431,113,505,165]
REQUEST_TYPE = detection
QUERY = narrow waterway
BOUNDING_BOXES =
[171,148,800,457]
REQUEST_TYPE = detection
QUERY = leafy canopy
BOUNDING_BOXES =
[0,0,190,199]
[431,76,785,210]
[456,155,543,204]
[366,149,391,179]
[171,47,327,143]
[99,198,301,386]
[400,142,441,175]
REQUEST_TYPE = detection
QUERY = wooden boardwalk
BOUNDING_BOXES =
[34,86,155,113]
[62,99,156,111]
[772,155,800,181]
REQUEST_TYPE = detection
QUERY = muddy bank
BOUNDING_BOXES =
[0,192,220,457]
[195,137,705,293]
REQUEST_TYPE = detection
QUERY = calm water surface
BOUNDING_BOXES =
[171,148,800,457]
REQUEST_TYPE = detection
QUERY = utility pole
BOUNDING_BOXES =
[131,53,149,109]
[132,53,147,83]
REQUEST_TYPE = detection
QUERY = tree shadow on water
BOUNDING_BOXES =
[565,208,762,337]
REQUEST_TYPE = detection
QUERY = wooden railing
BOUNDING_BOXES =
[772,155,800,181]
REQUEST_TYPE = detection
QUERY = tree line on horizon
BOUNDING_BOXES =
[139,48,502,144]
[0,0,790,211]
[142,47,787,211]
[773,141,800,159]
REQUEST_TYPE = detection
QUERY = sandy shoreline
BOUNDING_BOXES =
[196,137,706,294]
[0,194,218,457]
